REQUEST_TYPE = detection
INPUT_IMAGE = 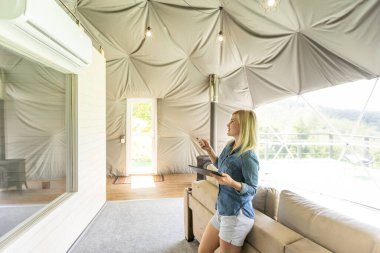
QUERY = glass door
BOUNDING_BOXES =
[126,99,157,175]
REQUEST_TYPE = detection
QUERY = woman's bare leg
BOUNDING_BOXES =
[219,239,241,253]
[198,222,220,253]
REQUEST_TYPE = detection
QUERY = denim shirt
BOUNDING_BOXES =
[214,142,259,219]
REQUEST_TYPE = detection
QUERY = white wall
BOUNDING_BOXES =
[0,48,106,253]
[0,74,4,160]
[0,74,4,100]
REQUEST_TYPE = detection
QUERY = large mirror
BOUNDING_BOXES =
[0,43,73,239]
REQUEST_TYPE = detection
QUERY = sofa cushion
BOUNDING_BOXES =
[246,210,303,253]
[278,190,380,253]
[253,186,279,220]
[285,238,332,253]
[252,187,267,213]
[191,180,218,213]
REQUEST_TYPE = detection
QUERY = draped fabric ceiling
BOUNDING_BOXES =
[69,0,380,175]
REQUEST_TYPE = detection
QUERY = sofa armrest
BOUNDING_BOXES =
[184,187,194,241]
[189,194,214,241]
[191,179,218,212]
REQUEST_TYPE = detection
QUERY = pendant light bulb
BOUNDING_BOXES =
[267,0,276,7]
[146,27,152,37]
[218,31,224,42]
[259,0,281,11]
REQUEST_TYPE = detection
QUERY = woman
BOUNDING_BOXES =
[197,110,259,253]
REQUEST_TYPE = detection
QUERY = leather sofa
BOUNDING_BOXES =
[184,176,380,253]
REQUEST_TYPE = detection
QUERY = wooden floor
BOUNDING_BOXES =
[107,173,196,201]
[0,173,197,204]
[0,179,66,205]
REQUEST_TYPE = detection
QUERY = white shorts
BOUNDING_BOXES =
[210,210,254,247]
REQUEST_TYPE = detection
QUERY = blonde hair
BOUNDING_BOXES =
[233,110,258,155]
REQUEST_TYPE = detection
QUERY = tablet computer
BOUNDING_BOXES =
[189,165,224,177]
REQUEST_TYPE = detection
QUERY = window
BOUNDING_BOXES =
[256,78,380,227]
[0,43,75,237]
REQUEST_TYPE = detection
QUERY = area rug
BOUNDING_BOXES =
[68,198,198,253]
[113,175,164,184]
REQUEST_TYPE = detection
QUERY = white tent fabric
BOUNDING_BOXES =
[0,47,67,180]
[70,0,380,175]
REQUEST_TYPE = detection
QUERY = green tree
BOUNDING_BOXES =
[132,102,152,133]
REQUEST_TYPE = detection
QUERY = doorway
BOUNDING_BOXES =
[126,99,157,175]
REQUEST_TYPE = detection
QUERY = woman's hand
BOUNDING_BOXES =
[196,137,217,164]
[197,137,212,152]
[211,172,231,185]
[211,173,242,192]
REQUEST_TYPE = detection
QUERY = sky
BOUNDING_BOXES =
[302,78,380,112]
